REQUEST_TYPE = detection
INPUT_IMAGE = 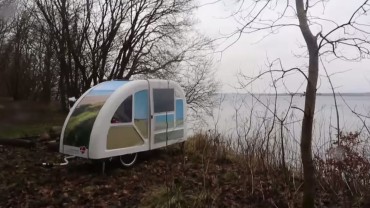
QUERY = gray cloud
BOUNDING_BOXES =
[0,0,17,21]
[196,0,370,93]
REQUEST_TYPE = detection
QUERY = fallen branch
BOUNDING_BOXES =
[0,138,36,148]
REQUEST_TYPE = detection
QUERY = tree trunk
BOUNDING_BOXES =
[280,120,286,170]
[41,36,53,103]
[58,55,68,112]
[295,0,319,207]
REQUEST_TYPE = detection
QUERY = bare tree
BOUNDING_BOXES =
[0,0,16,21]
[0,1,60,101]
[138,32,220,115]
[179,59,219,115]
[1,0,219,115]
[109,0,195,80]
[33,0,215,111]
[1,10,35,100]
[225,0,370,206]
[0,0,16,57]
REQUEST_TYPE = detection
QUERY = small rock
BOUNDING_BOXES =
[40,132,51,141]
[49,126,62,135]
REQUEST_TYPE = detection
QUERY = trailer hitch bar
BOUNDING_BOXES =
[38,156,76,168]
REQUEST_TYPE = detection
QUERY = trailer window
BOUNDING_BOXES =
[176,99,184,127]
[134,90,149,138]
[153,88,174,113]
[111,95,132,123]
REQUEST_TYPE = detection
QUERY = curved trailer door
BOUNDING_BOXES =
[149,81,185,150]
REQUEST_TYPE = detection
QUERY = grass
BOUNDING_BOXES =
[141,186,185,208]
[0,98,66,138]
[0,124,55,138]
[138,133,302,207]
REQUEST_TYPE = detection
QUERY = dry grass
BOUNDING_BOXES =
[139,133,303,207]
[0,98,66,138]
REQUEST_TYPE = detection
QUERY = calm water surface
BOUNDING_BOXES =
[196,94,370,158]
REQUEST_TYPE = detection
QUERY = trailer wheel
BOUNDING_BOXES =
[119,153,138,167]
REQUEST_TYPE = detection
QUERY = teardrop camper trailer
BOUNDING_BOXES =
[60,80,186,166]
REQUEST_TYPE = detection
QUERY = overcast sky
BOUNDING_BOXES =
[195,0,370,93]
[0,1,17,21]
[1,1,368,93]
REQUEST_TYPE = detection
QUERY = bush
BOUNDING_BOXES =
[315,132,370,206]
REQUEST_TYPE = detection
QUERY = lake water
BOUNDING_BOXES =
[192,94,370,159]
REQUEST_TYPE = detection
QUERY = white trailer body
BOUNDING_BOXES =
[60,80,187,159]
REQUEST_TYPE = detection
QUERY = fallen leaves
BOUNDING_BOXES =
[0,141,301,207]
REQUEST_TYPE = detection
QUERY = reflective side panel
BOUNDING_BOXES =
[154,129,184,143]
[155,114,174,131]
[107,126,144,149]
[63,81,128,147]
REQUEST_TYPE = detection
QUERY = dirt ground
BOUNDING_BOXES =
[0,139,304,208]
[0,99,300,207]
[0,143,180,207]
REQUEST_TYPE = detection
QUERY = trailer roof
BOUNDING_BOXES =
[88,81,130,96]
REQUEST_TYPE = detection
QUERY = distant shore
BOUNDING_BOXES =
[219,92,370,96]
